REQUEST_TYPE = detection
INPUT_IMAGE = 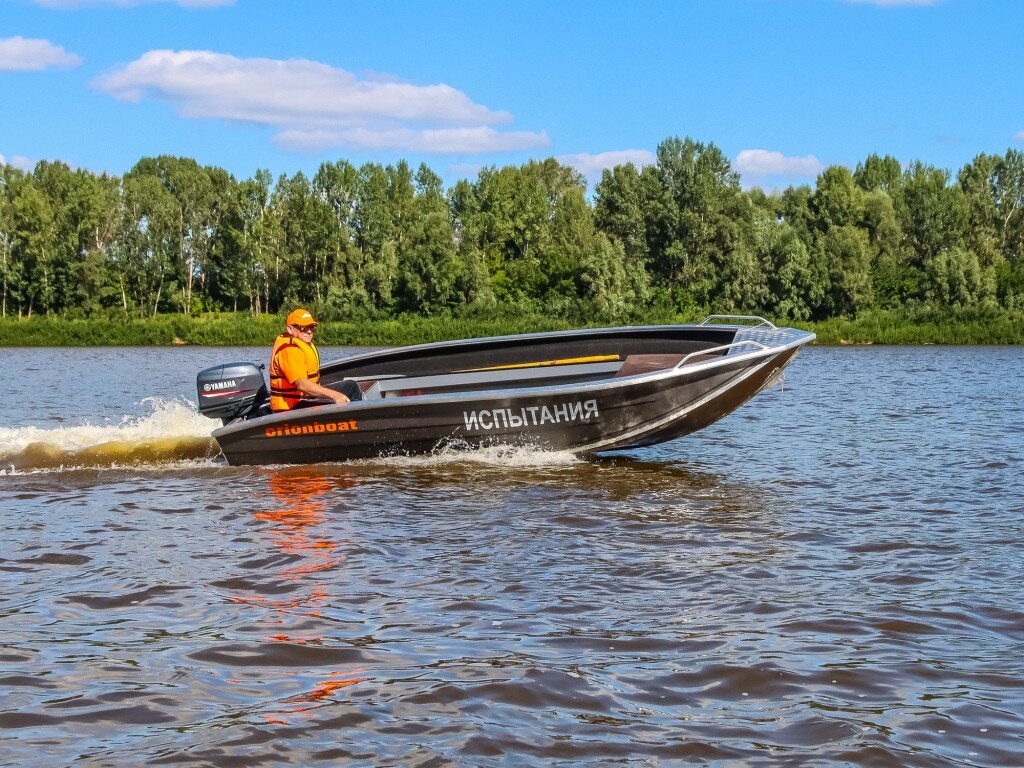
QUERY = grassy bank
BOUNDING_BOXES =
[0,308,1021,346]
[793,307,1024,345]
[0,313,576,347]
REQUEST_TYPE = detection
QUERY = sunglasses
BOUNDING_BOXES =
[294,325,316,333]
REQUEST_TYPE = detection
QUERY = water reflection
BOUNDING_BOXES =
[255,466,351,581]
[235,466,366,724]
[348,451,779,522]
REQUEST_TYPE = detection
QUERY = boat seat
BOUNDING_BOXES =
[613,353,718,377]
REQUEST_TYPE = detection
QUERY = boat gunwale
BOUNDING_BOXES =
[319,323,746,372]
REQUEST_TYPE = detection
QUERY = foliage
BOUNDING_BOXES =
[2,137,1023,345]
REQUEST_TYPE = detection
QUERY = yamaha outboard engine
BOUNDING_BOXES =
[197,362,269,424]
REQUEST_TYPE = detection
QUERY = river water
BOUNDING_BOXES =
[1,345,1022,767]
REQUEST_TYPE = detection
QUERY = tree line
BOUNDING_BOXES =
[1,137,1022,323]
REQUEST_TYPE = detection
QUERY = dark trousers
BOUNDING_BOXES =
[291,378,363,409]
[330,379,364,402]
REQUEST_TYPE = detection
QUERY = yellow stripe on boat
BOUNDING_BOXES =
[458,354,620,372]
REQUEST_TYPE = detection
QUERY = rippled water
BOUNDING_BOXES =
[1,345,1022,767]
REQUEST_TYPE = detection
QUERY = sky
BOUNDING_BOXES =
[1,0,1023,191]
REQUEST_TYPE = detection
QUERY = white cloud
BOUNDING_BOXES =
[0,154,35,171]
[0,36,83,71]
[556,149,656,178]
[842,0,940,6]
[276,127,549,155]
[33,0,232,8]
[93,49,549,155]
[734,149,823,179]
[1014,130,1024,143]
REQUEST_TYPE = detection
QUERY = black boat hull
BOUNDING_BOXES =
[210,324,810,466]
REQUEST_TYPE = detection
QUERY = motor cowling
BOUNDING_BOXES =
[197,362,268,423]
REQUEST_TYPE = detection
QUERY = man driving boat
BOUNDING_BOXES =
[269,309,362,412]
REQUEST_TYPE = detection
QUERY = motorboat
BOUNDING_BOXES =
[196,316,814,466]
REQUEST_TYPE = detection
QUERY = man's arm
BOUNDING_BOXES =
[276,346,350,405]
[294,377,350,405]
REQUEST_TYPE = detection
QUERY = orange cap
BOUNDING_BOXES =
[286,308,318,327]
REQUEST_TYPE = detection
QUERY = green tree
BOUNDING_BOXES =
[806,167,872,316]
[313,160,367,313]
[272,171,342,309]
[995,259,1024,308]
[648,137,744,307]
[113,174,180,316]
[594,162,652,269]
[29,161,121,314]
[925,245,990,307]
[901,161,976,304]
[395,164,461,313]
[957,153,1003,269]
[448,178,493,308]
[353,163,400,310]
[465,162,558,307]
[854,154,903,197]
[9,177,58,316]
[813,225,872,317]
[901,162,967,268]
[751,212,814,320]
[30,161,79,313]
[216,170,282,313]
[780,185,815,243]
[0,165,22,316]
[858,188,913,308]
[812,166,863,229]
[992,149,1024,263]
[579,234,651,321]
[76,172,121,314]
[128,156,231,314]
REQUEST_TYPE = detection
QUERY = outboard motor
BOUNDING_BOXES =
[197,362,269,424]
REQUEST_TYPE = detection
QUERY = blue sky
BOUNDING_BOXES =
[1,0,1022,190]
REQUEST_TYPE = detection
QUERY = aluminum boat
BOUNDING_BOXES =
[196,316,814,466]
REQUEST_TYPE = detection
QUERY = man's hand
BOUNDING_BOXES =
[329,391,350,405]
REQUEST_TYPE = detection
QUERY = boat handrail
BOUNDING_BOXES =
[699,314,776,328]
[675,340,770,368]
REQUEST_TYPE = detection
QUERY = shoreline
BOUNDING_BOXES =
[1,310,1022,347]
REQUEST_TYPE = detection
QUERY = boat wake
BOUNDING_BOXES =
[0,399,220,474]
[362,442,583,470]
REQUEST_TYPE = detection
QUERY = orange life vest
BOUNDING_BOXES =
[269,334,321,412]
